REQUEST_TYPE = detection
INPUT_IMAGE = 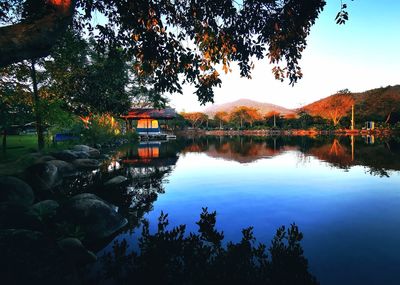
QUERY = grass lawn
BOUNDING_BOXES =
[0,135,76,175]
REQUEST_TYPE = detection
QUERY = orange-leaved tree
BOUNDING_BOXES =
[181,112,208,129]
[214,111,229,129]
[229,106,261,128]
[322,94,354,126]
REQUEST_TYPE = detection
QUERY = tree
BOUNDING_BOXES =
[264,111,281,128]
[0,60,47,149]
[230,106,261,128]
[1,0,341,104]
[214,111,229,129]
[181,112,208,129]
[322,94,355,126]
[0,69,33,151]
[46,31,133,116]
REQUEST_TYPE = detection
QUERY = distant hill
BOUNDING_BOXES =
[204,99,295,117]
[302,85,400,123]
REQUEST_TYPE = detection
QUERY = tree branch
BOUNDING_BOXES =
[0,0,76,67]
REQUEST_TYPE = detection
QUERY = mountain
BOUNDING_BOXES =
[203,99,295,117]
[302,85,400,122]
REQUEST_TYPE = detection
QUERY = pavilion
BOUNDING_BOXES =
[121,108,177,139]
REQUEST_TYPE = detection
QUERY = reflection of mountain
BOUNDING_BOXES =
[179,136,400,176]
[182,136,300,163]
[205,142,296,163]
[306,136,400,176]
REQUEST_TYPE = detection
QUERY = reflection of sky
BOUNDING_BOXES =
[143,151,400,285]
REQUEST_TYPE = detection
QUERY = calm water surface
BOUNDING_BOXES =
[104,136,400,285]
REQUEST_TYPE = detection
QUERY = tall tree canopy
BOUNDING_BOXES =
[0,0,344,104]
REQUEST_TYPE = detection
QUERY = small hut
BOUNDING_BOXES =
[121,108,177,139]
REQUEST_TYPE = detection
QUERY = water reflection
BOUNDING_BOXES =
[177,135,400,176]
[95,135,400,285]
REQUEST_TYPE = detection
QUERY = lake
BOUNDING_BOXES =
[100,135,400,285]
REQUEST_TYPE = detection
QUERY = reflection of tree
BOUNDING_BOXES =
[94,209,318,285]
[177,135,400,175]
[308,138,354,169]
[305,137,400,176]
[182,136,298,163]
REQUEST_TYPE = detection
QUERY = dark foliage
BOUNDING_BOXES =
[96,209,318,285]
[1,0,332,104]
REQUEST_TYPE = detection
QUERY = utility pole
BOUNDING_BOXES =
[273,113,276,128]
[351,104,355,130]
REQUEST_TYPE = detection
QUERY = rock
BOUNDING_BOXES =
[104,175,128,187]
[0,176,34,206]
[72,159,101,170]
[0,229,77,285]
[72,145,90,152]
[72,145,100,158]
[71,150,89,159]
[35,155,56,163]
[25,162,62,192]
[48,160,77,177]
[59,193,127,240]
[88,148,101,158]
[32,200,59,220]
[52,150,78,162]
[0,203,43,231]
[58,238,97,265]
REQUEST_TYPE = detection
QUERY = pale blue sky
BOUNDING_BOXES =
[168,0,400,112]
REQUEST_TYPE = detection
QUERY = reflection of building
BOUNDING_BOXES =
[365,121,375,131]
[138,142,160,158]
[121,108,177,140]
[121,141,179,168]
[365,135,375,144]
[120,141,179,192]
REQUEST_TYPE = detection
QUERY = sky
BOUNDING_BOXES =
[166,0,400,112]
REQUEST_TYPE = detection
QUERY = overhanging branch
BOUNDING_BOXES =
[0,0,76,67]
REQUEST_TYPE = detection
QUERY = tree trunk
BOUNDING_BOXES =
[240,118,243,128]
[0,0,76,67]
[31,60,45,150]
[2,129,6,153]
[385,111,392,124]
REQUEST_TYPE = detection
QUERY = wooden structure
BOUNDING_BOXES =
[365,121,375,131]
[121,108,177,140]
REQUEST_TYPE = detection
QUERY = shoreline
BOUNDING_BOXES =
[177,128,394,137]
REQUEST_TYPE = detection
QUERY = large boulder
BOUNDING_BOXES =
[72,145,91,152]
[104,175,128,188]
[72,159,101,170]
[87,148,101,158]
[48,160,77,177]
[0,229,77,285]
[32,200,59,221]
[0,176,34,206]
[71,150,90,159]
[35,155,56,164]
[73,145,101,158]
[25,162,62,193]
[59,193,127,240]
[58,237,97,265]
[52,150,78,162]
[0,203,43,231]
